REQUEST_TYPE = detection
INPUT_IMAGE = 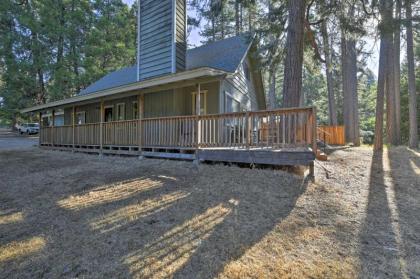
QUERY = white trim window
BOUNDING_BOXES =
[76,111,86,125]
[116,103,125,121]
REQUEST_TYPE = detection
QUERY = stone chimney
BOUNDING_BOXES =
[137,0,187,81]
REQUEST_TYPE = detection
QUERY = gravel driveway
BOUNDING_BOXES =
[0,129,38,150]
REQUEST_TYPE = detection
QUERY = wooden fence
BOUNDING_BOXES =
[39,107,317,152]
[317,125,345,145]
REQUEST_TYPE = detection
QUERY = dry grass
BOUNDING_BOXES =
[0,146,419,278]
[0,237,46,263]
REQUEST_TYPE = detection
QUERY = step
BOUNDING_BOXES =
[316,149,328,161]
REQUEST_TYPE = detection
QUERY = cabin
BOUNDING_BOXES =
[22,0,317,177]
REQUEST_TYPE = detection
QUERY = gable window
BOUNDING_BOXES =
[225,92,240,113]
[132,101,138,119]
[104,106,113,122]
[243,61,250,81]
[76,111,86,125]
[116,103,125,121]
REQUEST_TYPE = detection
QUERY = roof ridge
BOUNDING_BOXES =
[187,33,250,52]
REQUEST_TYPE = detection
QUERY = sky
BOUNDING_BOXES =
[122,0,379,75]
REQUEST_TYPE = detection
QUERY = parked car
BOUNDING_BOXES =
[17,123,39,135]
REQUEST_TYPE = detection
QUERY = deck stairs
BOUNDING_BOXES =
[315,139,328,161]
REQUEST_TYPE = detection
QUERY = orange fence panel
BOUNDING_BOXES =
[317,125,345,145]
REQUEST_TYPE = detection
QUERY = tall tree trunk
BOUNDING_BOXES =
[393,0,401,144]
[235,0,240,35]
[282,0,305,107]
[321,20,338,126]
[267,67,277,109]
[375,0,395,150]
[405,0,418,148]
[374,37,389,151]
[384,0,398,145]
[341,32,360,145]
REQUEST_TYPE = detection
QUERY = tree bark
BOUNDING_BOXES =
[405,0,418,148]
[341,31,360,145]
[282,0,305,108]
[267,67,277,109]
[393,0,401,144]
[235,0,240,35]
[383,0,398,145]
[375,0,395,150]
[374,37,389,151]
[321,20,338,126]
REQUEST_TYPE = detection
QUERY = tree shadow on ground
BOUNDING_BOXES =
[0,149,308,278]
[387,147,420,278]
[359,148,419,278]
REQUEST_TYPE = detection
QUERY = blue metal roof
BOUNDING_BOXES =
[79,34,251,95]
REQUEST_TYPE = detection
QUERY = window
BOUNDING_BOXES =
[132,101,138,119]
[192,91,207,115]
[225,93,240,113]
[76,111,86,125]
[243,61,250,81]
[54,115,64,126]
[104,106,113,122]
[116,103,125,121]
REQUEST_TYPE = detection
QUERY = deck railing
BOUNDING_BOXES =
[40,107,317,152]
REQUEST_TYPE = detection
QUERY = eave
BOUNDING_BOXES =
[21,67,227,113]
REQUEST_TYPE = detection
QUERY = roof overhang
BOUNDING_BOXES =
[21,67,227,113]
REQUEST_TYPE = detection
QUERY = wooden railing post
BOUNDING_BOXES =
[100,100,104,155]
[246,111,251,149]
[311,107,317,154]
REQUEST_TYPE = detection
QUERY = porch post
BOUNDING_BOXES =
[72,106,75,151]
[195,83,201,163]
[51,109,55,146]
[38,111,42,147]
[100,100,104,155]
[138,93,144,158]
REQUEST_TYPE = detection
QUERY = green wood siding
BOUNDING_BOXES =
[221,55,260,112]
[62,81,220,122]
[138,0,186,80]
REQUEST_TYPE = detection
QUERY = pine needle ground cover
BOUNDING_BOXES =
[0,147,419,278]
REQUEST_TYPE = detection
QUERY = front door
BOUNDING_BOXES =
[104,107,113,122]
[192,91,207,115]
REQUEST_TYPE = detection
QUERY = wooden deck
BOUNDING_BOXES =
[39,107,317,172]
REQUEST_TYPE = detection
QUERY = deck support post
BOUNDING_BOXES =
[309,162,315,182]
[100,100,104,156]
[72,106,75,152]
[194,83,201,164]
[138,94,144,159]
[51,109,55,146]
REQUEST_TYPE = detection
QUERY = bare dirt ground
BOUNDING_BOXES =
[0,144,418,278]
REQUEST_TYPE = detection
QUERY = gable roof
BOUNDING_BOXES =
[79,34,252,96]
